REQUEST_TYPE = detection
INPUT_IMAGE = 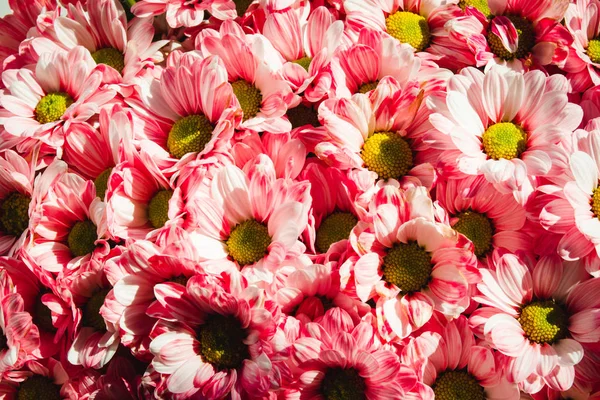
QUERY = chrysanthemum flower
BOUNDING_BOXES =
[403,315,519,399]
[435,175,531,261]
[470,253,600,392]
[285,307,418,398]
[185,155,310,281]
[199,21,297,133]
[26,160,111,275]
[345,184,478,340]
[0,46,115,148]
[149,271,277,398]
[313,78,436,188]
[445,0,572,70]
[427,66,582,202]
[0,358,69,399]
[32,0,168,85]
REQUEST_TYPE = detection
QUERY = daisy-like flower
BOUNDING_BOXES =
[427,66,582,203]
[345,184,478,340]
[32,0,168,85]
[149,270,277,398]
[185,155,311,281]
[25,160,110,274]
[0,358,69,399]
[402,315,520,400]
[446,0,572,70]
[199,21,297,133]
[470,253,600,392]
[137,52,237,167]
[284,307,418,398]
[435,175,531,261]
[0,46,115,149]
[313,77,436,188]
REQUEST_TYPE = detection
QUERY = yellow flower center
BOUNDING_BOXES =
[17,375,62,400]
[321,368,366,400]
[34,92,73,124]
[82,288,110,332]
[385,11,431,52]
[591,186,600,220]
[357,81,379,94]
[487,15,535,61]
[91,48,125,73]
[293,56,312,71]
[452,211,494,257]
[231,80,262,122]
[148,190,173,229]
[94,168,112,200]
[167,114,214,159]
[0,192,30,237]
[518,300,569,344]
[481,122,527,160]
[587,39,600,64]
[286,104,320,128]
[383,241,432,292]
[458,0,492,18]
[197,314,249,370]
[315,212,358,253]
[226,219,271,266]
[67,220,97,257]
[361,132,413,180]
[432,370,485,400]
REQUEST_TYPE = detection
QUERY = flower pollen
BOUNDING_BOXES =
[487,15,535,60]
[35,92,73,125]
[91,48,125,73]
[482,122,527,160]
[385,11,431,52]
[0,192,31,237]
[167,114,214,159]
[94,168,112,199]
[361,132,413,179]
[232,80,262,122]
[148,190,173,229]
[197,314,249,370]
[315,212,357,253]
[432,370,485,400]
[82,288,110,332]
[67,219,97,257]
[293,56,312,71]
[321,368,366,400]
[458,0,491,18]
[383,241,432,292]
[592,186,600,219]
[587,39,600,64]
[227,219,271,266]
[452,211,494,257]
[17,375,61,400]
[518,300,569,344]
[358,81,379,94]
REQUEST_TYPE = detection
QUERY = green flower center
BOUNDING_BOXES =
[452,211,494,258]
[518,300,569,344]
[315,212,358,253]
[286,104,320,128]
[592,186,600,219]
[231,80,262,122]
[383,241,432,292]
[588,39,600,64]
[34,92,73,125]
[94,168,112,200]
[197,314,249,370]
[0,192,31,237]
[385,11,431,52]
[148,190,173,229]
[432,370,485,400]
[321,368,366,400]
[234,0,253,16]
[361,132,414,180]
[481,122,527,160]
[82,288,110,332]
[33,294,56,333]
[67,220,97,257]
[293,56,312,71]
[487,15,535,61]
[226,219,271,266]
[17,375,61,400]
[91,48,125,73]
[167,114,214,159]
[458,0,492,18]
[357,81,379,94]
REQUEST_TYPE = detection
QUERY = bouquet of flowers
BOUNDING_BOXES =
[0,0,599,398]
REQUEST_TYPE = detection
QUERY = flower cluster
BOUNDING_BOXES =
[0,0,599,398]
